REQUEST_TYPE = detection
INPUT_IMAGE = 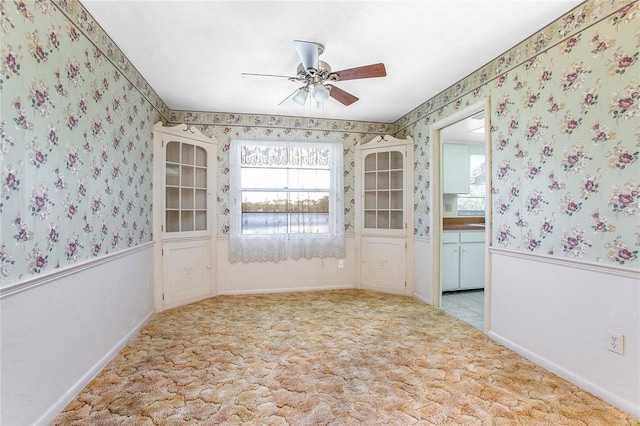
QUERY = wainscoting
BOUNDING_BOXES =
[412,236,434,305]
[215,235,357,295]
[489,248,640,418]
[0,244,155,426]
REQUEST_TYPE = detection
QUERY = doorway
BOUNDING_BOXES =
[430,99,491,332]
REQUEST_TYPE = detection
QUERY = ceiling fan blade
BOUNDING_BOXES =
[331,63,387,81]
[326,84,359,106]
[241,73,297,82]
[294,40,319,72]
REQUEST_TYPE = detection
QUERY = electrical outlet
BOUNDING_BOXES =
[338,259,344,268]
[607,331,624,355]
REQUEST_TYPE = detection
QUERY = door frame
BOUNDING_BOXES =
[429,98,492,332]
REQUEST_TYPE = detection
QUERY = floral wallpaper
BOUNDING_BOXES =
[0,0,162,286]
[0,0,390,287]
[401,0,639,267]
[2,0,637,289]
[167,111,391,236]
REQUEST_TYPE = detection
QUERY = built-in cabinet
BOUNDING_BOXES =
[153,122,217,311]
[363,149,405,230]
[442,230,485,291]
[165,141,209,233]
[355,135,413,295]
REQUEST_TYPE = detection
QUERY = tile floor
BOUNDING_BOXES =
[441,289,484,330]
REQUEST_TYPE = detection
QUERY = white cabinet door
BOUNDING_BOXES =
[442,230,485,292]
[441,242,460,291]
[460,241,485,289]
[153,123,217,311]
[361,237,406,294]
[163,239,212,309]
[443,143,470,194]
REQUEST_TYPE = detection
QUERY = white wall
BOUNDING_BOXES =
[412,236,434,305]
[489,249,640,417]
[0,245,155,426]
[216,236,356,294]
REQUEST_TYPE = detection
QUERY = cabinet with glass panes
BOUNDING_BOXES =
[363,150,404,230]
[165,141,208,233]
[355,134,414,296]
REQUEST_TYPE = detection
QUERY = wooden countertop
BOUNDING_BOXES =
[443,217,485,231]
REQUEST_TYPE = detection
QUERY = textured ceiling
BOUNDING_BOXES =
[80,1,583,124]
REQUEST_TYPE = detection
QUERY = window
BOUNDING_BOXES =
[239,147,331,235]
[229,140,345,262]
[457,153,486,216]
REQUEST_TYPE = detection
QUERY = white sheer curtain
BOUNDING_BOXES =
[229,139,345,262]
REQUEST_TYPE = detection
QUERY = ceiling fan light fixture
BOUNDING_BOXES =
[313,83,330,102]
[292,87,309,106]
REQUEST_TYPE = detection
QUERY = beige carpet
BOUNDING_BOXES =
[52,290,638,425]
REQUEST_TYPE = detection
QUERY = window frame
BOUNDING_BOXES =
[229,139,345,262]
[456,152,487,217]
[239,161,332,236]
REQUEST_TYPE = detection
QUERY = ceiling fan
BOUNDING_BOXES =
[241,40,386,107]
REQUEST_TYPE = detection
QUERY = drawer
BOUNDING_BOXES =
[460,230,485,243]
[442,232,460,243]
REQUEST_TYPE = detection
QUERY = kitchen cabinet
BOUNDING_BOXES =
[443,143,470,194]
[442,230,484,291]
[441,234,461,291]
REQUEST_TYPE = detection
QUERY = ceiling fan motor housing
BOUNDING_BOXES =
[296,60,334,82]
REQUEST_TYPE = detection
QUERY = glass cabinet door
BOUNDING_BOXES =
[165,141,208,233]
[363,150,404,230]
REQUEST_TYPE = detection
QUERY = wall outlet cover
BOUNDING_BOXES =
[607,331,624,355]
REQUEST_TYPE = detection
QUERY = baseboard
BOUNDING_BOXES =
[218,284,354,296]
[412,292,430,305]
[35,308,156,426]
[160,292,217,312]
[488,331,640,419]
[360,284,406,296]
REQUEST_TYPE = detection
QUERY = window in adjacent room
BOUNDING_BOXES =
[229,139,345,262]
[457,153,486,216]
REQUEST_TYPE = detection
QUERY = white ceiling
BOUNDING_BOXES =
[442,113,486,144]
[80,1,582,124]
